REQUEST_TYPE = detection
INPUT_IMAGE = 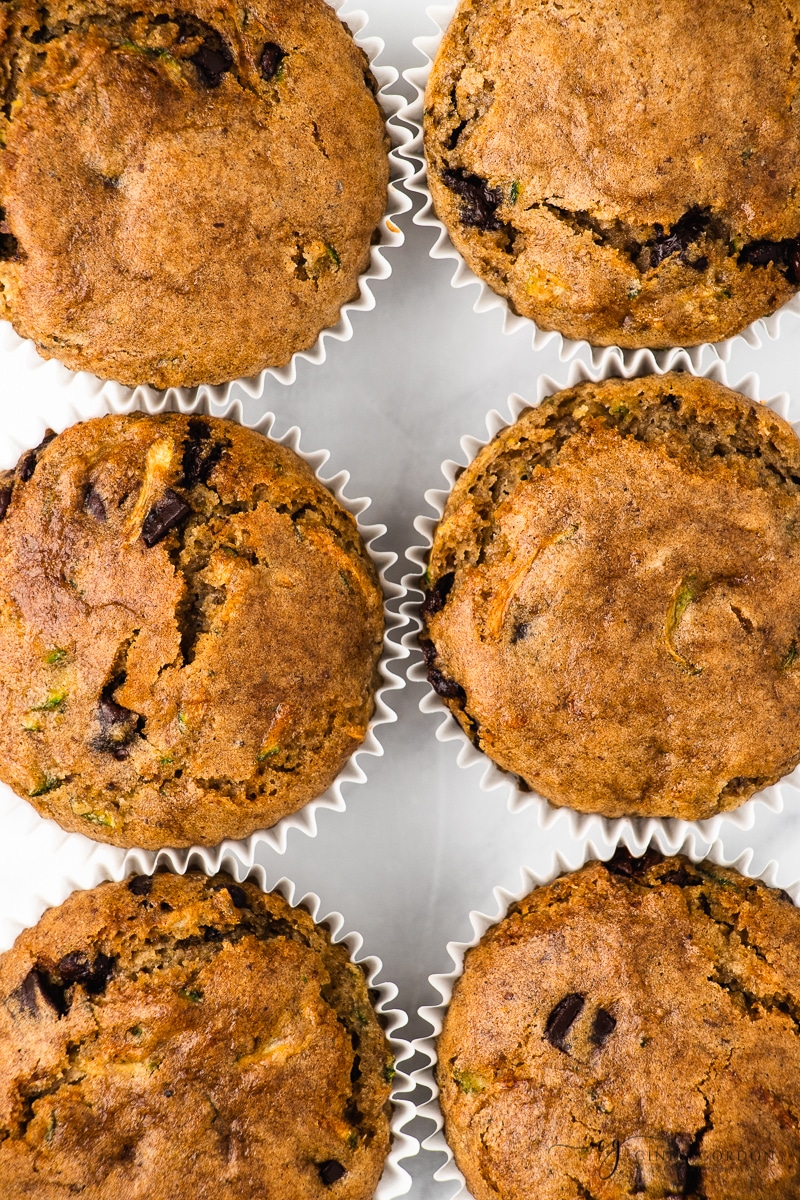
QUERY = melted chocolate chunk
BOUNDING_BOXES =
[182,419,222,486]
[661,866,702,887]
[590,1007,617,1047]
[11,968,68,1018]
[604,847,663,878]
[739,235,800,284]
[222,883,248,908]
[545,992,585,1051]
[95,688,141,759]
[84,484,107,522]
[192,40,233,87]
[127,874,153,897]
[318,1161,347,1186]
[260,41,285,80]
[141,489,192,547]
[421,639,468,702]
[420,571,455,619]
[57,950,115,994]
[429,666,466,701]
[442,168,503,231]
[17,451,37,483]
[0,207,19,260]
[649,209,710,270]
[0,485,12,521]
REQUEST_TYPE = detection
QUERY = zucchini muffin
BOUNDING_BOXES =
[425,0,800,348]
[0,412,385,848]
[0,0,389,388]
[421,373,800,820]
[438,849,800,1200]
[0,870,395,1199]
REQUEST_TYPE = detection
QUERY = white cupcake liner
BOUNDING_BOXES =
[412,827,800,1200]
[0,384,407,869]
[403,347,800,846]
[400,3,800,368]
[0,846,417,1200]
[0,0,412,398]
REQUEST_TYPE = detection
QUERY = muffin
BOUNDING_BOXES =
[438,849,800,1200]
[0,0,389,388]
[0,870,395,1199]
[0,412,385,848]
[424,0,800,348]
[420,373,800,821]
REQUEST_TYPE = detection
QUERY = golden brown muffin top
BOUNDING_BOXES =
[425,0,800,348]
[0,0,389,387]
[0,413,384,848]
[421,373,800,820]
[438,850,800,1200]
[0,871,394,1200]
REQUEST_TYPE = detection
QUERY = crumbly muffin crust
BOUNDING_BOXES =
[425,0,800,348]
[438,850,800,1200]
[0,871,394,1199]
[0,413,385,848]
[421,373,800,820]
[0,0,389,387]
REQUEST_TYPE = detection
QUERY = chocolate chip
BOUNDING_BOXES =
[11,968,68,1018]
[127,875,152,897]
[511,621,530,644]
[0,209,19,260]
[420,640,467,701]
[428,666,467,701]
[661,866,702,887]
[57,951,115,994]
[590,1007,616,1047]
[604,847,663,878]
[84,485,107,522]
[182,419,222,486]
[141,489,192,547]
[420,571,455,619]
[192,41,233,87]
[95,690,141,759]
[17,451,37,482]
[649,209,710,269]
[545,992,584,1051]
[739,235,800,284]
[260,41,285,80]
[441,168,503,232]
[318,1161,347,1186]
[0,486,12,521]
[223,884,248,908]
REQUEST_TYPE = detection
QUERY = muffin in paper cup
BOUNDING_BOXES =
[0,0,412,396]
[413,828,800,1200]
[0,385,406,868]
[401,2,800,368]
[0,845,417,1199]
[403,348,800,846]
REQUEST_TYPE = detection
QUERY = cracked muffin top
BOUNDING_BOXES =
[424,0,800,348]
[0,870,395,1200]
[0,0,389,388]
[420,373,800,821]
[438,849,800,1200]
[0,412,385,849]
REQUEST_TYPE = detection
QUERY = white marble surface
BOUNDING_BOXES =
[2,2,800,1195]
